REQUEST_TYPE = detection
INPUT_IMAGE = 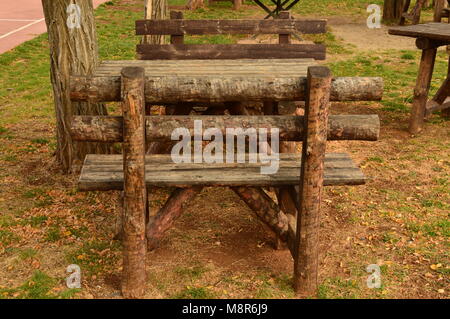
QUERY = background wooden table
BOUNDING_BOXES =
[389,23,450,134]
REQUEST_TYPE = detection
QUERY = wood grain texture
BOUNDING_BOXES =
[409,47,437,134]
[294,66,332,296]
[70,114,380,143]
[41,0,109,173]
[146,187,202,251]
[70,60,383,103]
[120,67,147,299]
[388,22,450,42]
[135,19,327,35]
[77,153,366,191]
[136,44,326,60]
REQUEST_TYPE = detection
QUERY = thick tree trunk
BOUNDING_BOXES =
[142,0,168,45]
[383,0,405,22]
[42,0,108,173]
[187,0,204,10]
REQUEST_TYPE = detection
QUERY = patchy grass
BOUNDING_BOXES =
[0,270,79,299]
[0,0,448,299]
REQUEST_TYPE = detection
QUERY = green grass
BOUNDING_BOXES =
[173,286,216,299]
[317,277,360,299]
[0,271,79,299]
[18,248,38,260]
[66,240,120,276]
[175,264,208,281]
[0,230,20,246]
[0,0,448,300]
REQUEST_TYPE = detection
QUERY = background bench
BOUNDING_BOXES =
[135,11,327,60]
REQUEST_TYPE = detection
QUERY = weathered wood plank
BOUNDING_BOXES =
[77,153,366,191]
[135,19,327,35]
[136,44,326,60]
[70,75,383,103]
[70,115,380,142]
[388,22,450,42]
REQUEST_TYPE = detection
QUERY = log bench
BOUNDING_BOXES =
[69,13,383,298]
[70,64,382,298]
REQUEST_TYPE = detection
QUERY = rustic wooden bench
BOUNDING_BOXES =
[135,11,326,60]
[69,13,383,298]
[70,63,382,298]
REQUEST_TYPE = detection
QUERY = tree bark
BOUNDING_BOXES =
[70,114,380,143]
[146,187,202,251]
[41,0,109,173]
[383,0,405,22]
[142,0,169,45]
[409,47,437,134]
[121,67,147,298]
[187,0,204,10]
[70,75,384,104]
[232,187,293,244]
[294,66,332,296]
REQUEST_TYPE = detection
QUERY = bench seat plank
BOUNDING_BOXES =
[78,153,366,191]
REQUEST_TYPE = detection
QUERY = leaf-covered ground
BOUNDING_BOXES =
[0,0,448,299]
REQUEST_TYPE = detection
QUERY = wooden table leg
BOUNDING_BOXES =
[409,47,437,134]
[442,57,450,118]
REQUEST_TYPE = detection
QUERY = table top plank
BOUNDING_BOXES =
[388,22,450,42]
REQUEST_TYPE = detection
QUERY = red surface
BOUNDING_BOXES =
[0,0,109,54]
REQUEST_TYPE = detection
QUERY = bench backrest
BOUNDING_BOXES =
[135,11,327,60]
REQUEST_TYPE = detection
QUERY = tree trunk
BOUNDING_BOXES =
[41,0,109,173]
[187,0,204,10]
[142,0,168,45]
[383,0,405,22]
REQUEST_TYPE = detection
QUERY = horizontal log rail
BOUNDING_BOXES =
[70,76,383,103]
[70,115,380,142]
[136,44,326,60]
[135,19,327,35]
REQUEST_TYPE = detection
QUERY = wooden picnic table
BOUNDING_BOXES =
[389,23,450,134]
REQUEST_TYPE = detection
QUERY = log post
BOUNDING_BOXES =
[409,44,437,134]
[278,11,291,45]
[170,11,184,44]
[121,67,147,298]
[294,66,331,296]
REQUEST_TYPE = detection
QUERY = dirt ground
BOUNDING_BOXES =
[0,1,448,299]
